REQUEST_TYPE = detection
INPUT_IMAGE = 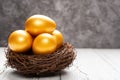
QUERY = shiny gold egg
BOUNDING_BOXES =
[32,33,57,55]
[8,30,33,52]
[52,30,63,48]
[25,14,56,36]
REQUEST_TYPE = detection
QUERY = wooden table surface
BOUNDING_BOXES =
[0,47,120,80]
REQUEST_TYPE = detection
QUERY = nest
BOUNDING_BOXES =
[6,42,75,76]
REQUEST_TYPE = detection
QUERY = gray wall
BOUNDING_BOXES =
[0,0,120,48]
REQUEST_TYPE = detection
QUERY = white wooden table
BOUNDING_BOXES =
[0,47,120,80]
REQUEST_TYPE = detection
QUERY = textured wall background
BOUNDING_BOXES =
[0,0,120,48]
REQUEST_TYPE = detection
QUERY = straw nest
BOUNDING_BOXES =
[6,42,75,76]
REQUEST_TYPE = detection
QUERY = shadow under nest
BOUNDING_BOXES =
[6,42,76,76]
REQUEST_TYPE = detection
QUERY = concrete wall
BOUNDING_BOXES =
[0,0,120,48]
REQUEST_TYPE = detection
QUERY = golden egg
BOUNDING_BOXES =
[52,30,63,48]
[25,14,56,36]
[32,33,57,55]
[8,30,33,52]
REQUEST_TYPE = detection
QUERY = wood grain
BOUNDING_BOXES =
[1,48,120,80]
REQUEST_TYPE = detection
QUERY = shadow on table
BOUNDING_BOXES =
[6,70,68,80]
